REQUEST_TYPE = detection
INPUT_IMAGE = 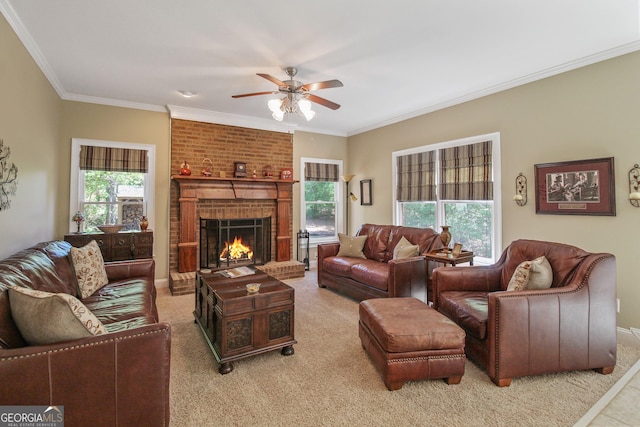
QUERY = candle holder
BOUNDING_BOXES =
[629,164,640,207]
[513,173,527,206]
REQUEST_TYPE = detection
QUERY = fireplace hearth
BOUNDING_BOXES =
[200,217,271,269]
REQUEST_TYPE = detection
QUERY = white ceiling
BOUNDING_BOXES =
[2,1,640,136]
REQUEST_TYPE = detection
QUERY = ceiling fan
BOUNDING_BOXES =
[232,67,343,121]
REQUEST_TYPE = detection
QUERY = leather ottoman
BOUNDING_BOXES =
[359,297,466,390]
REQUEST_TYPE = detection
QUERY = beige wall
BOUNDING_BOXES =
[292,131,348,261]
[0,14,62,258]
[60,102,171,281]
[348,51,640,329]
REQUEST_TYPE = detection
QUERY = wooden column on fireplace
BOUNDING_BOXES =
[173,175,295,273]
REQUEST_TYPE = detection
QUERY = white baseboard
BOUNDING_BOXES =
[617,326,640,347]
[155,278,169,289]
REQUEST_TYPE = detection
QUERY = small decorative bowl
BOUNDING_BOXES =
[246,283,261,294]
[98,224,124,233]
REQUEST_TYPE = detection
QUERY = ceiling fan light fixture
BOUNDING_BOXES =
[268,98,283,113]
[298,98,315,121]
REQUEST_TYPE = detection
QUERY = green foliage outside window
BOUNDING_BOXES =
[444,202,492,258]
[304,181,336,238]
[82,171,144,232]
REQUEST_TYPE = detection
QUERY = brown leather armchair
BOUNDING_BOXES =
[432,239,616,386]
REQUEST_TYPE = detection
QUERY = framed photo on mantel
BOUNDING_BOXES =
[534,157,615,216]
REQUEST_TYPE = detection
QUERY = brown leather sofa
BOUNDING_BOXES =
[318,224,442,301]
[0,241,171,426]
[432,239,616,386]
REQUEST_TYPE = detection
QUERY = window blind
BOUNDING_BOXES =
[439,140,492,200]
[395,151,436,201]
[304,162,339,182]
[80,146,149,173]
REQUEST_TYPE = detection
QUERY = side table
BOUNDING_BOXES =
[424,249,474,302]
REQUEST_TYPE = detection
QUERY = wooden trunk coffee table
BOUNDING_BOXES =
[194,269,296,374]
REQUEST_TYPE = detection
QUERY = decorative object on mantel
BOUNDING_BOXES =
[72,211,85,233]
[140,216,149,231]
[440,226,452,250]
[514,172,527,206]
[280,168,293,180]
[201,158,212,176]
[179,161,191,176]
[0,138,19,211]
[252,169,257,179]
[628,164,640,207]
[263,165,274,178]
[234,161,247,178]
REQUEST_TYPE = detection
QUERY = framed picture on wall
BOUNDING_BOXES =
[534,157,615,216]
[360,179,372,206]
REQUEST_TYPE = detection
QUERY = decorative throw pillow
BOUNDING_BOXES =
[8,286,106,345]
[526,256,553,290]
[507,261,531,291]
[336,233,367,258]
[70,240,109,298]
[393,236,420,259]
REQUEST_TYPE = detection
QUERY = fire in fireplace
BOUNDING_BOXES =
[200,217,271,269]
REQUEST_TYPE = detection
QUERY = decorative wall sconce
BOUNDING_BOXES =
[349,192,358,202]
[513,173,527,206]
[629,164,640,207]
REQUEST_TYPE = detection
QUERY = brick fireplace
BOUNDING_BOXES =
[169,119,304,295]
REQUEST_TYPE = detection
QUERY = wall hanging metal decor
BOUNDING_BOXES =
[0,139,19,211]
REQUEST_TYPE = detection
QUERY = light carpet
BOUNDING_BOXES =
[157,272,640,427]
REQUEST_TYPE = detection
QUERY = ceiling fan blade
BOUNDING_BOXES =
[301,79,344,92]
[231,91,275,98]
[306,94,341,110]
[257,73,287,87]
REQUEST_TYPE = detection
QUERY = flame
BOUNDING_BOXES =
[220,236,253,261]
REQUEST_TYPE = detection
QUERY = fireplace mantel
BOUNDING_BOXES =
[172,175,296,272]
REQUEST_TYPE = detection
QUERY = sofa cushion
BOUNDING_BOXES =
[336,233,367,258]
[83,279,159,326]
[322,256,362,279]
[358,224,391,262]
[70,240,109,298]
[393,236,419,259]
[351,260,390,291]
[8,286,106,345]
[437,291,488,340]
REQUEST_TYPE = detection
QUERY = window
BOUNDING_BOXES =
[300,158,343,245]
[393,133,501,263]
[69,139,155,233]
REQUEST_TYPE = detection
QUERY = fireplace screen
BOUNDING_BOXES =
[200,217,271,269]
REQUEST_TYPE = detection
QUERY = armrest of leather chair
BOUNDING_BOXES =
[388,256,427,300]
[0,322,171,426]
[432,265,503,308]
[104,258,155,283]
[486,254,617,386]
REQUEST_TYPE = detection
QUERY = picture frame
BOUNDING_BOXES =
[452,242,463,257]
[360,179,372,206]
[534,157,615,216]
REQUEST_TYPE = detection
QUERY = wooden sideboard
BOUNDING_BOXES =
[64,231,153,262]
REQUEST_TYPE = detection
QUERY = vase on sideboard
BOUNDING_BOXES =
[140,216,149,232]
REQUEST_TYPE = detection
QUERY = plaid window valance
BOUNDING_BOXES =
[80,146,149,173]
[304,162,339,182]
[396,151,436,201]
[439,140,493,201]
